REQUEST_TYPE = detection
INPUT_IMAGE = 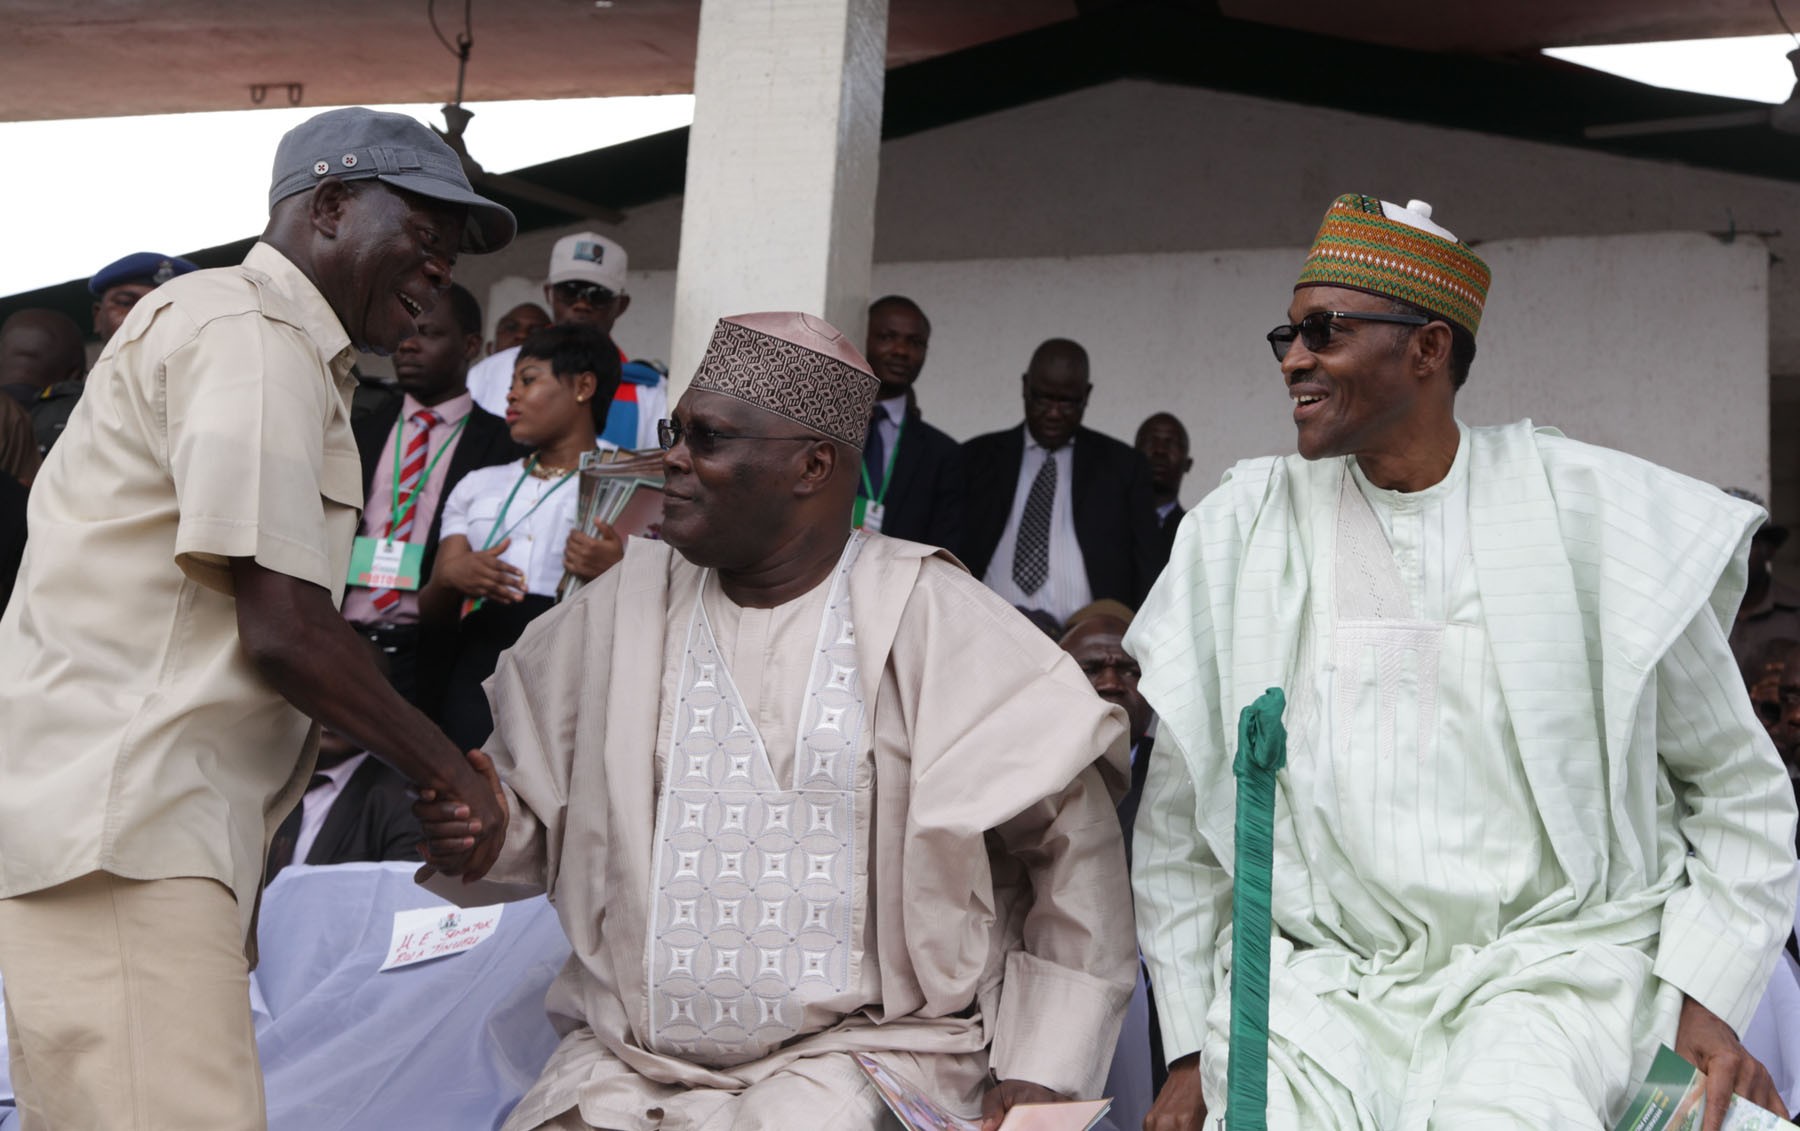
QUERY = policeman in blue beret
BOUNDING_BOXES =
[17,254,201,455]
[90,251,199,344]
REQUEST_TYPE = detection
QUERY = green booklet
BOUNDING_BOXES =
[1612,1046,1796,1131]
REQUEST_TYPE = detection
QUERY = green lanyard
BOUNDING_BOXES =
[479,455,576,552]
[856,415,905,505]
[389,412,470,529]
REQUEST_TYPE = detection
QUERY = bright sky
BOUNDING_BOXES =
[1544,33,1799,103]
[6,33,1800,299]
[0,95,695,298]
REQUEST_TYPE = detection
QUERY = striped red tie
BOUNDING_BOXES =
[369,409,440,615]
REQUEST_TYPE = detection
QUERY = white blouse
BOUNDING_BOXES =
[440,458,582,598]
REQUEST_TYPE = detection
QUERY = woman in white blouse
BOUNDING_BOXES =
[424,324,624,749]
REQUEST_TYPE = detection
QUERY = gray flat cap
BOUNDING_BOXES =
[269,107,516,254]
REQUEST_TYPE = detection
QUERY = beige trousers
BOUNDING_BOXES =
[0,871,265,1131]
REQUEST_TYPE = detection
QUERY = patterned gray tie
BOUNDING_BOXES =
[1012,454,1057,595]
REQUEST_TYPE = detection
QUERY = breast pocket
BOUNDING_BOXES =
[464,494,506,549]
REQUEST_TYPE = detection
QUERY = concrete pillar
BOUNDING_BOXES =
[667,0,889,400]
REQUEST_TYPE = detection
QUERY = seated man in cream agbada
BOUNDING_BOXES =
[419,311,1136,1131]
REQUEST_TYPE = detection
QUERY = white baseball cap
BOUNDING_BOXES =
[546,232,628,293]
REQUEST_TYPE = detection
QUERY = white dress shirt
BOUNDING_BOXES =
[440,458,584,598]
[980,428,1092,622]
[292,752,370,866]
[872,394,906,457]
[861,394,908,501]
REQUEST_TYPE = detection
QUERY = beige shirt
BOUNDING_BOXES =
[432,535,1136,1131]
[0,241,362,949]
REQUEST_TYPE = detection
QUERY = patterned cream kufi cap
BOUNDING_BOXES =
[690,312,879,448]
[1296,194,1492,337]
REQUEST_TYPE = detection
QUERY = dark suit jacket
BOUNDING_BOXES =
[863,411,966,551]
[1155,503,1186,568]
[1119,735,1153,868]
[958,424,1166,609]
[352,396,526,713]
[305,756,424,867]
[0,473,27,616]
[351,397,528,602]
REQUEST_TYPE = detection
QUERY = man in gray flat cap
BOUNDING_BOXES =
[0,107,516,1129]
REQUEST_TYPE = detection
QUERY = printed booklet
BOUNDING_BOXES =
[854,1054,1111,1131]
[558,448,666,600]
[1612,1045,1798,1131]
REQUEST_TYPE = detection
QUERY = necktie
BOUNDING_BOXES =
[370,408,441,615]
[266,772,334,881]
[862,412,886,497]
[1012,453,1057,595]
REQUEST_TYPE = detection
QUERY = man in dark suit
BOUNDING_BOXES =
[855,295,965,549]
[960,338,1164,616]
[265,722,421,882]
[1135,411,1193,566]
[344,283,527,707]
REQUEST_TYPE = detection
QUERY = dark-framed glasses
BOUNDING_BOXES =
[551,280,619,307]
[1266,310,1430,361]
[658,417,820,456]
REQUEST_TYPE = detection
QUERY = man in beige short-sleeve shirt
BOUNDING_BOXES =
[0,107,516,1130]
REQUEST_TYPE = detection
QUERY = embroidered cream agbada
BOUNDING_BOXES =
[1127,420,1799,1130]
[434,532,1135,1131]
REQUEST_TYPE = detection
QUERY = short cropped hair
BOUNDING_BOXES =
[869,294,931,334]
[1388,298,1477,390]
[519,323,623,431]
[444,283,482,337]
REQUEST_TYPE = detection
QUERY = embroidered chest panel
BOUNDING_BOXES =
[646,538,868,1066]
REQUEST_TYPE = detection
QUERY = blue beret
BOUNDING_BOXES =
[89,252,200,297]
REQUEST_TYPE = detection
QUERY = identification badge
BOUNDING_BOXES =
[853,497,885,533]
[348,536,424,590]
[862,501,885,533]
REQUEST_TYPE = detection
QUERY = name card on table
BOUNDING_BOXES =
[379,903,505,972]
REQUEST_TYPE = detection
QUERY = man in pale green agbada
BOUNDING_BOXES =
[1127,193,1798,1131]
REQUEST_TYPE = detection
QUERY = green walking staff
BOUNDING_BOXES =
[1228,688,1286,1131]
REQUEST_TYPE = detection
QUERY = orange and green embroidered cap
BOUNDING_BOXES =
[1295,194,1491,337]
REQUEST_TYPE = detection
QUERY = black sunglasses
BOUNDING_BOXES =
[551,280,619,307]
[1266,310,1430,361]
[657,417,819,456]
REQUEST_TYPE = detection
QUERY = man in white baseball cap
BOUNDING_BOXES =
[466,231,667,451]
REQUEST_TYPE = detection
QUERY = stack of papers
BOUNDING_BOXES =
[855,1054,1112,1131]
[559,449,666,601]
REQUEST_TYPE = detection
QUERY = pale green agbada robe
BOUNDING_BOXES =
[1126,420,1799,1129]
